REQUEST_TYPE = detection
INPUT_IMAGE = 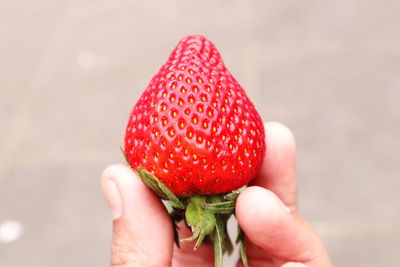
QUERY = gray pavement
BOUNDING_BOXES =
[1,1,399,266]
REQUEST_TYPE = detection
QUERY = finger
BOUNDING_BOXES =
[251,122,297,211]
[172,222,214,267]
[101,164,173,267]
[236,187,331,266]
[236,245,274,267]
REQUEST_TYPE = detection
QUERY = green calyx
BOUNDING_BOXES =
[137,167,248,267]
[182,195,216,249]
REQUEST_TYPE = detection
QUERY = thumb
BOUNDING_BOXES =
[100,164,173,267]
[236,186,331,266]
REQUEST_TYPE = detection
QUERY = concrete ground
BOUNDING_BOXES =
[1,0,399,266]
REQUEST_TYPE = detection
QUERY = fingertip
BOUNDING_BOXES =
[264,121,296,153]
[252,122,298,210]
[100,164,135,220]
[101,164,153,199]
[100,163,169,224]
[101,163,126,180]
[101,163,139,186]
[235,187,327,264]
[101,164,174,266]
[236,186,292,234]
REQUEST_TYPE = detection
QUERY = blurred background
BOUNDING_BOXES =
[1,0,399,266]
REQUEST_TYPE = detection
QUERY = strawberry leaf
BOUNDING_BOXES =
[204,201,235,214]
[224,190,240,201]
[120,146,129,165]
[138,167,185,209]
[236,224,248,267]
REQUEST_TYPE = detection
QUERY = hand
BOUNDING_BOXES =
[100,122,332,266]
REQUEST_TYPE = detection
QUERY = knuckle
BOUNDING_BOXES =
[110,238,139,267]
[110,240,171,267]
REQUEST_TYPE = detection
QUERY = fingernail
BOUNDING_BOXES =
[101,179,122,220]
[282,263,307,267]
[273,194,292,213]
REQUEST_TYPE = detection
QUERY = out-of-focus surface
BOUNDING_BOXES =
[1,0,399,266]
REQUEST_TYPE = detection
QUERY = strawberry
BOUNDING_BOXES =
[123,35,266,267]
[125,35,265,196]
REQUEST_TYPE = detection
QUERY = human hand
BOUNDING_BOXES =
[100,122,331,266]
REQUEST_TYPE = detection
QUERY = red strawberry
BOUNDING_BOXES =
[124,35,265,197]
[123,35,265,267]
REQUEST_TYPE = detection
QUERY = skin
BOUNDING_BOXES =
[100,122,332,267]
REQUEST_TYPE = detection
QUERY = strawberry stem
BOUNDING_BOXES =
[183,195,216,249]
